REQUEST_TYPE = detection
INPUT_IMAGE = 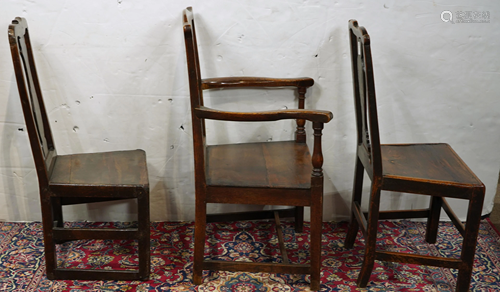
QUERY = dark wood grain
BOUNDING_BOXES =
[296,87,307,143]
[274,211,290,264]
[381,143,483,185]
[206,186,311,206]
[183,7,332,291]
[207,141,312,189]
[206,208,297,223]
[202,76,314,89]
[195,106,332,123]
[9,17,150,281]
[51,150,148,186]
[344,19,485,292]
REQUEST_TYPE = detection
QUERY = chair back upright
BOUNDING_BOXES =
[183,7,207,186]
[8,17,56,189]
[349,20,382,181]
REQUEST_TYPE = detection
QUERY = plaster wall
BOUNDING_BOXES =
[0,0,499,222]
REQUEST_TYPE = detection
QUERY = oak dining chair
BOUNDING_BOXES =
[8,17,150,280]
[183,7,333,290]
[344,19,485,292]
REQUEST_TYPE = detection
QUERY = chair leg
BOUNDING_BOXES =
[42,196,57,279]
[138,191,150,280]
[193,195,207,285]
[357,186,381,288]
[426,196,442,244]
[52,198,64,228]
[345,157,364,248]
[456,191,484,292]
[294,206,304,233]
[52,198,68,245]
[309,179,323,291]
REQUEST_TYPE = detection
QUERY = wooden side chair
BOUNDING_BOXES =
[344,19,485,292]
[8,17,150,280]
[182,7,333,290]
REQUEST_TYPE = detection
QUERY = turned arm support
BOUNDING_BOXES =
[194,106,332,123]
[311,122,325,178]
[201,77,314,90]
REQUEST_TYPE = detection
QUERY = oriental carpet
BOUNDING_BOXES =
[0,220,499,291]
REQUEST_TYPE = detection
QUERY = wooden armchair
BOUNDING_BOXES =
[183,7,333,290]
[8,17,150,280]
[344,19,485,292]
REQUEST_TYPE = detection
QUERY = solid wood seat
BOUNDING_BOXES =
[381,144,483,188]
[207,141,312,189]
[8,17,150,281]
[344,20,485,292]
[51,150,148,189]
[183,7,333,290]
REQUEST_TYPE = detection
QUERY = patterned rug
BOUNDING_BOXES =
[1,220,499,291]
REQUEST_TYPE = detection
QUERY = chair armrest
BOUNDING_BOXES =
[201,77,314,90]
[194,106,333,123]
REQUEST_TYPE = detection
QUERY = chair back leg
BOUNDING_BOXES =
[426,196,443,243]
[294,206,304,233]
[344,157,365,248]
[357,186,381,287]
[193,193,207,285]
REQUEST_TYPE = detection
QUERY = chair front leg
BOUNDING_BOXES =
[310,184,323,291]
[138,189,151,280]
[309,122,325,291]
[456,189,484,292]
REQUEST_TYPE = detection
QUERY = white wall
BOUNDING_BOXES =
[1,0,499,222]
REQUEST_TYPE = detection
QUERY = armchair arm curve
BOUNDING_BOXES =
[201,77,314,90]
[194,106,333,123]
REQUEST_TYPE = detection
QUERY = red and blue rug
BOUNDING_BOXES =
[0,220,499,291]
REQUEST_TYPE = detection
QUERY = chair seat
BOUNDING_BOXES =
[207,141,312,189]
[50,150,148,186]
[381,143,482,186]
